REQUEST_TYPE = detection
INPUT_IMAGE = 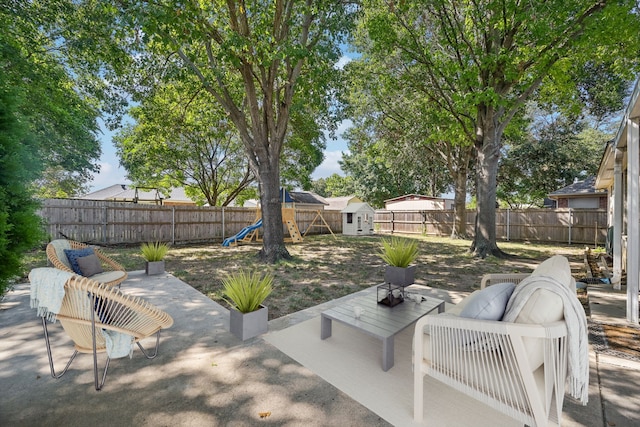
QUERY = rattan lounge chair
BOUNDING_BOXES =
[30,269,173,390]
[46,239,127,287]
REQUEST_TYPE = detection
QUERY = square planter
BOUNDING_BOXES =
[229,305,268,341]
[384,264,416,286]
[145,260,165,275]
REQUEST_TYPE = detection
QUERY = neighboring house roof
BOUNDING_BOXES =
[289,191,328,205]
[548,177,606,199]
[341,202,374,214]
[384,194,445,203]
[80,185,195,204]
[324,196,362,211]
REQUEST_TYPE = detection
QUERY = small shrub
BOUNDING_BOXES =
[222,270,273,313]
[141,242,169,262]
[379,237,419,268]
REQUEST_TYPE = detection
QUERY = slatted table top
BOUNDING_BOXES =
[321,290,445,340]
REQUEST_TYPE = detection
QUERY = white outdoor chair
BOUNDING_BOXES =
[413,256,584,427]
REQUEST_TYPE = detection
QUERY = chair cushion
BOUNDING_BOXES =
[459,282,516,321]
[76,254,104,277]
[64,248,95,275]
[91,270,126,285]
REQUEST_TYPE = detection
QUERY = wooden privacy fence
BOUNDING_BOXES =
[374,208,609,246]
[40,199,608,246]
[39,199,342,245]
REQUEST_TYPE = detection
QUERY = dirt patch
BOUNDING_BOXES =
[601,324,640,359]
[22,235,585,320]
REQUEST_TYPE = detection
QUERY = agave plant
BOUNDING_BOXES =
[222,270,274,313]
[140,241,169,262]
[379,237,419,268]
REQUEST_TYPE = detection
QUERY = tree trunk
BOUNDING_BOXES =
[451,171,468,239]
[450,145,474,239]
[470,111,507,258]
[257,162,291,263]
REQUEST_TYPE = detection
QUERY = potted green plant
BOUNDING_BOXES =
[379,236,419,286]
[141,241,169,275]
[222,270,274,340]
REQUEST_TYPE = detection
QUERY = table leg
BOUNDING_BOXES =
[320,315,332,339]
[382,335,394,371]
[437,301,445,313]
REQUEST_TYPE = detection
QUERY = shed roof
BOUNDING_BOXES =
[341,202,374,213]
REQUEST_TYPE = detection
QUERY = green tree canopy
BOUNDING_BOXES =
[358,0,640,257]
[68,0,353,262]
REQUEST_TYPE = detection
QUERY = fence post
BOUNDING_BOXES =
[102,205,108,244]
[506,209,510,241]
[172,206,176,245]
[222,207,225,240]
[391,211,395,234]
[568,208,573,245]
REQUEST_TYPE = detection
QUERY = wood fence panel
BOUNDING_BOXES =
[39,199,609,246]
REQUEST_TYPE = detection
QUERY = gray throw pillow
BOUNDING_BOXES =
[459,282,516,321]
[76,254,104,277]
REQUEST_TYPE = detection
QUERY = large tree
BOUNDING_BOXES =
[77,1,352,262]
[114,83,255,207]
[360,0,640,257]
[345,27,476,237]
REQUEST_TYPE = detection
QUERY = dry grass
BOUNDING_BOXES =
[22,234,586,320]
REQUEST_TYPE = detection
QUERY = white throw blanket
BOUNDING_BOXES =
[30,267,133,359]
[502,275,589,405]
[29,268,74,322]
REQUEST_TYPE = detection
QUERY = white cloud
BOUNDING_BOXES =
[312,150,349,179]
[87,161,130,193]
[334,55,352,70]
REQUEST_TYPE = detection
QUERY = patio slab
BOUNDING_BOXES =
[0,271,388,426]
[1,271,637,426]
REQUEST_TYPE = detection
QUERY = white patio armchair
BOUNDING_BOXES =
[413,255,587,427]
[413,312,568,426]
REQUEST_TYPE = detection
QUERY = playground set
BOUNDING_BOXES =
[222,189,335,247]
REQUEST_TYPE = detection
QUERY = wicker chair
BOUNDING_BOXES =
[46,239,127,288]
[30,269,173,390]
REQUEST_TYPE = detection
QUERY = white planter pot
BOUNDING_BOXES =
[145,260,165,275]
[229,305,268,340]
[384,264,416,286]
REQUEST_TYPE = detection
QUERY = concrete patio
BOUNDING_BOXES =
[0,271,638,426]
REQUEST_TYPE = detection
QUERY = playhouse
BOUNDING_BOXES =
[341,202,375,235]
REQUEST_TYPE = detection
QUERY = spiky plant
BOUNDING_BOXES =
[140,241,169,262]
[222,270,274,313]
[379,237,419,268]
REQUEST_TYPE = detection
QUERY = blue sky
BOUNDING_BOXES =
[87,56,354,193]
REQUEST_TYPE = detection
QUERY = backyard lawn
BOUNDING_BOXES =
[22,235,586,320]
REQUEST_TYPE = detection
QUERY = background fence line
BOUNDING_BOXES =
[374,208,608,246]
[39,199,608,246]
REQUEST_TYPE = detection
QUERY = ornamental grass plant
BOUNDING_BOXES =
[141,241,170,262]
[222,270,274,313]
[379,237,419,268]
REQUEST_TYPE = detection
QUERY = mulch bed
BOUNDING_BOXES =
[584,250,640,362]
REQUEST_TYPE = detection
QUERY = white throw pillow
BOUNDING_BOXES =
[459,282,516,321]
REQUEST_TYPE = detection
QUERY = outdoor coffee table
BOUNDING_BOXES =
[320,291,445,371]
